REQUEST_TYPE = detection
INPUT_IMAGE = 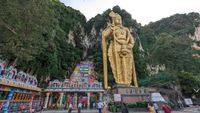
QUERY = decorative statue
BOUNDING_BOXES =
[102,11,138,89]
[0,63,5,76]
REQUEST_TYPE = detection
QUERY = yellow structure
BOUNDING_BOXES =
[102,11,138,89]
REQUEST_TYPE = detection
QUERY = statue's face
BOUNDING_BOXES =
[114,18,122,25]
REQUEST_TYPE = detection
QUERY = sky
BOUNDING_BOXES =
[60,0,200,25]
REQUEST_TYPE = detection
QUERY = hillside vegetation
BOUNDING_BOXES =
[0,1,200,99]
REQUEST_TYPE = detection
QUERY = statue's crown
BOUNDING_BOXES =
[109,11,121,19]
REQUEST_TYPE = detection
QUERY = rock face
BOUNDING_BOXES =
[190,25,200,58]
[129,28,144,52]
[147,64,166,75]
[192,43,200,50]
[189,25,200,41]
[80,25,100,59]
[136,36,144,52]
[67,30,76,47]
[84,26,100,49]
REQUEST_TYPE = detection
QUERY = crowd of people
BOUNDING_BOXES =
[66,101,171,113]
[148,102,172,113]
[67,101,108,113]
[97,101,129,113]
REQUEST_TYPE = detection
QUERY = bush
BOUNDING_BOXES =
[127,101,148,108]
[108,102,119,112]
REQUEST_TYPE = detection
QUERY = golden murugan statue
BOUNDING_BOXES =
[102,11,138,89]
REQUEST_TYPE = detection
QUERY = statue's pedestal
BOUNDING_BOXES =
[111,84,156,103]
[112,84,134,94]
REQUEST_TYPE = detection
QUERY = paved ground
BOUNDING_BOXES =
[39,107,200,113]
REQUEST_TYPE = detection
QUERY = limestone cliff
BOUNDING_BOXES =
[191,25,200,58]
[189,25,200,41]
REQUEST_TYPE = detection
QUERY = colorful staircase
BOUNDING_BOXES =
[70,61,96,82]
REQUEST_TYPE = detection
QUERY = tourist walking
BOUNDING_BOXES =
[153,102,159,113]
[97,101,103,113]
[148,103,156,113]
[162,103,171,113]
[68,103,73,113]
[78,102,82,113]
[93,102,96,109]
[121,103,129,113]
[102,102,108,113]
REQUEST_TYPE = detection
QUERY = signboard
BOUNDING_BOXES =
[114,94,121,102]
[184,98,193,105]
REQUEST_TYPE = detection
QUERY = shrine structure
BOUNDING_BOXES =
[0,62,42,113]
[43,61,104,110]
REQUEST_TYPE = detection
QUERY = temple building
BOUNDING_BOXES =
[0,63,42,113]
[43,61,104,110]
